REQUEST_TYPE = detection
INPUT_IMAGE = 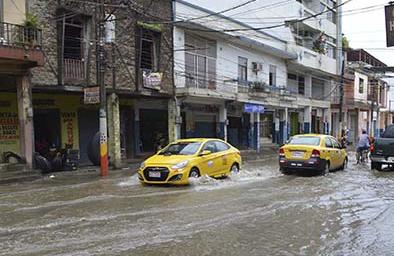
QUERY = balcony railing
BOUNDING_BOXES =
[64,58,85,80]
[0,22,42,48]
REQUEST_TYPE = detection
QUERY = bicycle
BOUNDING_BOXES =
[356,149,369,164]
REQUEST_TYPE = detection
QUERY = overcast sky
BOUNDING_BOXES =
[343,0,394,66]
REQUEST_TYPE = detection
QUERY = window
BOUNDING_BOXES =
[202,141,217,153]
[214,141,230,152]
[359,78,364,94]
[331,138,341,149]
[325,138,333,148]
[383,125,394,138]
[269,65,277,86]
[64,16,84,60]
[139,29,160,71]
[289,136,321,146]
[185,33,216,89]
[238,57,248,84]
[160,142,202,155]
[298,76,305,95]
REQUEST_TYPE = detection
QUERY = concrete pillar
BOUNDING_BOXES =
[304,106,312,133]
[255,112,260,152]
[249,113,254,148]
[324,108,331,135]
[17,75,34,168]
[168,98,181,143]
[283,108,289,142]
[107,93,121,168]
[219,104,227,141]
[134,105,140,155]
[305,75,312,98]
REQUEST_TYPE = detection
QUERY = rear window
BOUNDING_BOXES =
[383,125,394,138]
[288,136,321,146]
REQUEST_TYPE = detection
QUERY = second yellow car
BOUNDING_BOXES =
[138,138,242,185]
[279,134,347,175]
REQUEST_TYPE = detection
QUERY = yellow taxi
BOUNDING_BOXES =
[138,138,242,185]
[279,134,347,175]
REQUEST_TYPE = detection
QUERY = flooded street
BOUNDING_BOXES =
[2,156,394,256]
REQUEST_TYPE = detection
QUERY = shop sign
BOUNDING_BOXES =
[143,71,162,90]
[244,103,265,113]
[183,103,218,113]
[0,112,19,140]
[84,87,100,104]
[386,4,394,47]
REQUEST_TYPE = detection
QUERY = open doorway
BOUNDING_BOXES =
[34,109,61,155]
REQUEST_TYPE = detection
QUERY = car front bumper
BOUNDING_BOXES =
[279,157,326,171]
[138,167,190,185]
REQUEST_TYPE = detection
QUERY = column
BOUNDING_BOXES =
[324,108,331,135]
[219,103,227,141]
[282,108,289,142]
[134,105,140,155]
[168,98,181,143]
[304,106,312,133]
[305,75,312,98]
[255,112,260,152]
[107,93,121,168]
[249,113,254,148]
[17,75,34,168]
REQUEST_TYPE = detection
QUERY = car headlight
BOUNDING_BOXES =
[171,160,189,170]
[140,162,145,169]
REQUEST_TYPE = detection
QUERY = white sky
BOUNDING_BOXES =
[343,0,394,66]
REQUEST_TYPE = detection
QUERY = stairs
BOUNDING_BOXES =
[0,163,41,184]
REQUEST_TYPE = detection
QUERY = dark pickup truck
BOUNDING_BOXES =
[370,124,394,171]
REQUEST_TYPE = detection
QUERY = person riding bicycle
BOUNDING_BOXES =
[356,129,370,158]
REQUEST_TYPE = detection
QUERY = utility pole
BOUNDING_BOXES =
[98,0,108,176]
[338,57,345,137]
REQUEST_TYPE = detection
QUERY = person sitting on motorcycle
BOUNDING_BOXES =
[356,129,370,154]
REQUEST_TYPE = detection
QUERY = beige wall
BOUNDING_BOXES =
[3,0,25,25]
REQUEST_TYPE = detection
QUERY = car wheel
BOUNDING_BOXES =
[340,158,348,171]
[189,168,200,178]
[230,163,239,175]
[371,161,382,171]
[322,161,330,176]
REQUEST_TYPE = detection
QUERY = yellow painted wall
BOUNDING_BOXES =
[3,0,26,25]
[0,93,20,159]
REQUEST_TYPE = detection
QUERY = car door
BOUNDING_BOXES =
[199,141,221,176]
[331,137,344,168]
[214,141,231,174]
[323,137,336,169]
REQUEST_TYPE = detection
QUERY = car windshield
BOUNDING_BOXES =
[289,136,321,146]
[159,142,202,155]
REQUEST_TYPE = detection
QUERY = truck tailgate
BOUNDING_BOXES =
[374,138,394,156]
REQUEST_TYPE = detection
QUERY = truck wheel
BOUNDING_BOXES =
[371,161,382,171]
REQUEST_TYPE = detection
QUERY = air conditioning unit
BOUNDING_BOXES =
[252,62,263,73]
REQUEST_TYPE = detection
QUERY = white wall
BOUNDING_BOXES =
[173,27,287,89]
[354,72,368,101]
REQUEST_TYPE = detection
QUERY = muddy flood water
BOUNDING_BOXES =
[1,155,394,256]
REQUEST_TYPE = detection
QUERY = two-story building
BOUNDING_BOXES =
[172,0,342,151]
[0,0,44,167]
[27,0,174,166]
[331,49,389,143]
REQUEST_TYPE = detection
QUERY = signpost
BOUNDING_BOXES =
[244,103,265,113]
[385,3,394,47]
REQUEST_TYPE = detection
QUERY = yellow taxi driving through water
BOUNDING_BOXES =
[138,138,242,185]
[279,134,347,175]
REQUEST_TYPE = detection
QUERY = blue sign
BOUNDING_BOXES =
[244,103,265,113]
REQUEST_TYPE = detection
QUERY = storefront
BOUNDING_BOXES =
[0,93,19,161]
[182,103,220,139]
[227,103,250,149]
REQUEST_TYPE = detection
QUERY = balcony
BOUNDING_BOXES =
[0,22,44,70]
[64,59,85,81]
[296,47,337,75]
[238,81,297,102]
[175,71,237,99]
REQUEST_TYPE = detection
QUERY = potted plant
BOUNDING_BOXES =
[23,13,39,47]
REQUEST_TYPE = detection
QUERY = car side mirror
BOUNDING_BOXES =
[199,150,212,156]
